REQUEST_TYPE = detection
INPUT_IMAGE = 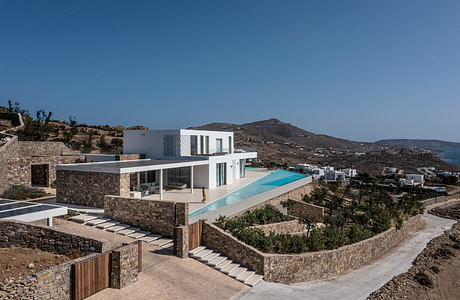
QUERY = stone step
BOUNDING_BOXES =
[85,218,111,226]
[229,267,247,279]
[188,246,206,256]
[237,271,255,283]
[215,259,232,271]
[96,221,119,229]
[221,263,239,275]
[151,238,173,247]
[106,224,131,232]
[245,274,263,287]
[200,252,220,263]
[191,249,213,260]
[69,214,98,224]
[127,232,147,239]
[207,256,227,267]
[116,228,140,236]
[162,242,173,248]
[138,235,161,243]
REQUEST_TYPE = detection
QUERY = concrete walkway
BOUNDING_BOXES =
[239,211,457,300]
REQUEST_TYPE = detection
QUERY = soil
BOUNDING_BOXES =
[0,246,71,281]
[368,202,460,300]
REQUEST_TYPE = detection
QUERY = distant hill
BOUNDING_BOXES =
[376,139,460,152]
[190,119,460,174]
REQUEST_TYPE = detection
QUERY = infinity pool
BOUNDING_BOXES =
[189,169,308,218]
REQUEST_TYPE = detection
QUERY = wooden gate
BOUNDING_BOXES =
[73,253,112,300]
[188,220,203,250]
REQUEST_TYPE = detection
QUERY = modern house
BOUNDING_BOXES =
[56,129,257,207]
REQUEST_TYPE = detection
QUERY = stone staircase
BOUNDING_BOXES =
[69,214,173,248]
[189,246,263,287]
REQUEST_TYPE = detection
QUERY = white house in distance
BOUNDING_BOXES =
[400,174,425,187]
[123,129,257,189]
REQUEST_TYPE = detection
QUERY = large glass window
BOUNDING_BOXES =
[167,167,190,187]
[200,135,204,154]
[190,135,198,155]
[163,135,178,156]
[216,163,227,186]
[216,138,223,153]
[239,159,246,178]
[205,136,209,154]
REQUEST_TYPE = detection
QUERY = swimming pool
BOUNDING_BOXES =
[189,169,308,218]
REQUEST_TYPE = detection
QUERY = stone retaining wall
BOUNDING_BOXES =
[105,195,189,237]
[250,220,305,235]
[422,194,459,206]
[288,200,324,222]
[111,242,139,289]
[57,170,130,208]
[116,154,145,161]
[201,215,425,283]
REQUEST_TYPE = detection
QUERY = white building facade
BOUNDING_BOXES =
[124,129,257,189]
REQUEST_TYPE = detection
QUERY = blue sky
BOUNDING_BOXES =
[1,1,459,142]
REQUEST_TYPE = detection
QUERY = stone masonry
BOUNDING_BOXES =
[288,200,324,222]
[250,219,305,235]
[201,215,425,283]
[56,170,130,208]
[104,195,189,237]
[111,243,139,289]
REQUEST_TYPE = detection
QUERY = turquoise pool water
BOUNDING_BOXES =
[189,169,308,217]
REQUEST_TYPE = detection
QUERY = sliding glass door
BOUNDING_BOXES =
[216,163,227,187]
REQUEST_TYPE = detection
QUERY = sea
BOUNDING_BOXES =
[439,148,460,167]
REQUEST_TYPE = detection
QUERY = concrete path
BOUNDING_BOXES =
[239,212,456,300]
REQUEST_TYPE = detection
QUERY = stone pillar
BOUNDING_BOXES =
[175,202,189,226]
[174,225,189,258]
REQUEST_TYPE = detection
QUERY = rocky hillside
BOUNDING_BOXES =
[376,139,460,152]
[190,119,460,174]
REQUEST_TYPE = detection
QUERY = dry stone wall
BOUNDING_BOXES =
[201,215,425,283]
[111,243,139,289]
[57,170,130,208]
[105,195,189,237]
[251,220,305,235]
[288,200,324,222]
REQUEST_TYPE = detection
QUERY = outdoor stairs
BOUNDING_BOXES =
[188,246,263,287]
[68,214,173,249]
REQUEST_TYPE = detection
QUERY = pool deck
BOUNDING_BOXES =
[189,175,312,223]
[143,169,271,214]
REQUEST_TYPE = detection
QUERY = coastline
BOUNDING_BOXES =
[437,148,460,167]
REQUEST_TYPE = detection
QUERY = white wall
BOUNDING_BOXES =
[180,129,233,154]
[124,130,180,158]
[194,164,210,188]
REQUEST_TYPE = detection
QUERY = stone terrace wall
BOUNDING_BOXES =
[111,243,139,289]
[116,154,145,161]
[202,221,265,274]
[0,219,108,256]
[105,195,189,237]
[288,200,324,222]
[57,170,130,208]
[201,215,425,283]
[251,220,305,235]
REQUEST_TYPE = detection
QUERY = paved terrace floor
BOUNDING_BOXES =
[239,200,460,300]
[144,169,270,213]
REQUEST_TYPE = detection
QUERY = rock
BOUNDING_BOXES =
[28,263,35,269]
[414,272,434,289]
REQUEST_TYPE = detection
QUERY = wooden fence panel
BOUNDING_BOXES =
[73,253,111,300]
[188,220,203,250]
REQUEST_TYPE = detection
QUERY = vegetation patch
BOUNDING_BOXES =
[1,185,49,200]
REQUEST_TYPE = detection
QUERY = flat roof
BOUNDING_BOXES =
[57,158,209,174]
[0,199,67,222]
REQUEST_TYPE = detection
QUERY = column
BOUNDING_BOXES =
[160,169,163,200]
[190,165,194,194]
[145,171,148,183]
[137,172,140,186]
[47,217,53,227]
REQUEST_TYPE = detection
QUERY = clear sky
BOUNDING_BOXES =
[1,0,459,142]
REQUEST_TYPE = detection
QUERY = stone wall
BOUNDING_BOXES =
[111,242,139,289]
[250,220,305,235]
[0,112,22,128]
[0,220,140,299]
[56,170,130,208]
[0,138,84,194]
[288,200,324,222]
[116,154,145,161]
[173,225,189,258]
[0,219,108,256]
[105,195,189,237]
[202,221,265,274]
[201,215,425,283]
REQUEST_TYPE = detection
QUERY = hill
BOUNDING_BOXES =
[376,139,460,152]
[190,119,460,174]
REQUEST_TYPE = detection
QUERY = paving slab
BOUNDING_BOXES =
[127,232,147,239]
[191,249,213,260]
[237,271,255,283]
[116,228,140,236]
[85,218,111,226]
[138,235,161,243]
[215,259,232,271]
[207,256,227,267]
[151,238,173,247]
[189,246,206,256]
[221,263,239,274]
[106,224,131,232]
[68,214,98,223]
[96,221,119,229]
[161,242,173,248]
[200,252,220,263]
[245,274,263,287]
[229,267,247,279]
